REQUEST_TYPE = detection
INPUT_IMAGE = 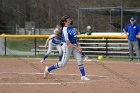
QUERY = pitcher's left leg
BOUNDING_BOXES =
[73,50,90,80]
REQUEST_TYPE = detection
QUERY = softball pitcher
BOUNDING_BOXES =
[44,15,90,80]
[40,25,63,63]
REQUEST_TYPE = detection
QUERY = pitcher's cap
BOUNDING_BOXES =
[130,17,135,21]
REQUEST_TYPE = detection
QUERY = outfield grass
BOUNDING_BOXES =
[0,55,57,58]
[5,38,45,51]
[6,38,34,51]
[105,57,129,62]
[0,55,76,59]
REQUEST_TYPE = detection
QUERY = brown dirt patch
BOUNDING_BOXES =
[0,58,140,93]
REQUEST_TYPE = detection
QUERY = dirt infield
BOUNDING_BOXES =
[0,58,140,93]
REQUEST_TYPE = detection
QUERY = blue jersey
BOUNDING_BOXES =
[123,23,140,41]
[62,25,77,44]
[49,34,62,44]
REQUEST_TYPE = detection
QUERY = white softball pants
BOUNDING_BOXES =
[56,43,83,68]
[45,40,62,56]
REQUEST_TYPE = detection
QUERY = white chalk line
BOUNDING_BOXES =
[0,72,108,77]
[0,72,108,85]
[22,58,140,64]
[0,81,87,85]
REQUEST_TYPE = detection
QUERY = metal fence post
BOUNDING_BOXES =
[4,37,6,56]
[35,37,36,56]
[105,38,108,57]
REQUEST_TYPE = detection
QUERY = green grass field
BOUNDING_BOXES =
[6,38,46,51]
[6,38,34,51]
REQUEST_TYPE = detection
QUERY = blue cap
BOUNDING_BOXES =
[130,17,135,21]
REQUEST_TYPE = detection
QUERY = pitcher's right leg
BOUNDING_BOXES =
[44,43,71,78]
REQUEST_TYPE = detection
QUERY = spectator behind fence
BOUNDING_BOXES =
[123,17,140,62]
[79,25,95,35]
[86,26,95,35]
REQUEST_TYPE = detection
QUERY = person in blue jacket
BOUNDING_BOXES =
[123,17,140,62]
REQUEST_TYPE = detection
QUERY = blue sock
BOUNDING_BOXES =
[48,63,59,72]
[78,64,85,76]
[59,55,63,61]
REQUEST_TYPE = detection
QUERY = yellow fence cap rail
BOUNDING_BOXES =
[1,33,139,39]
[77,35,127,38]
[0,34,50,38]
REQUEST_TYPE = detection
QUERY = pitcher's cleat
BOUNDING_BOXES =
[40,59,44,63]
[81,76,90,80]
[44,66,49,78]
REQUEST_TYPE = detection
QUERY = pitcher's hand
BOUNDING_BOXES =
[75,47,82,52]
